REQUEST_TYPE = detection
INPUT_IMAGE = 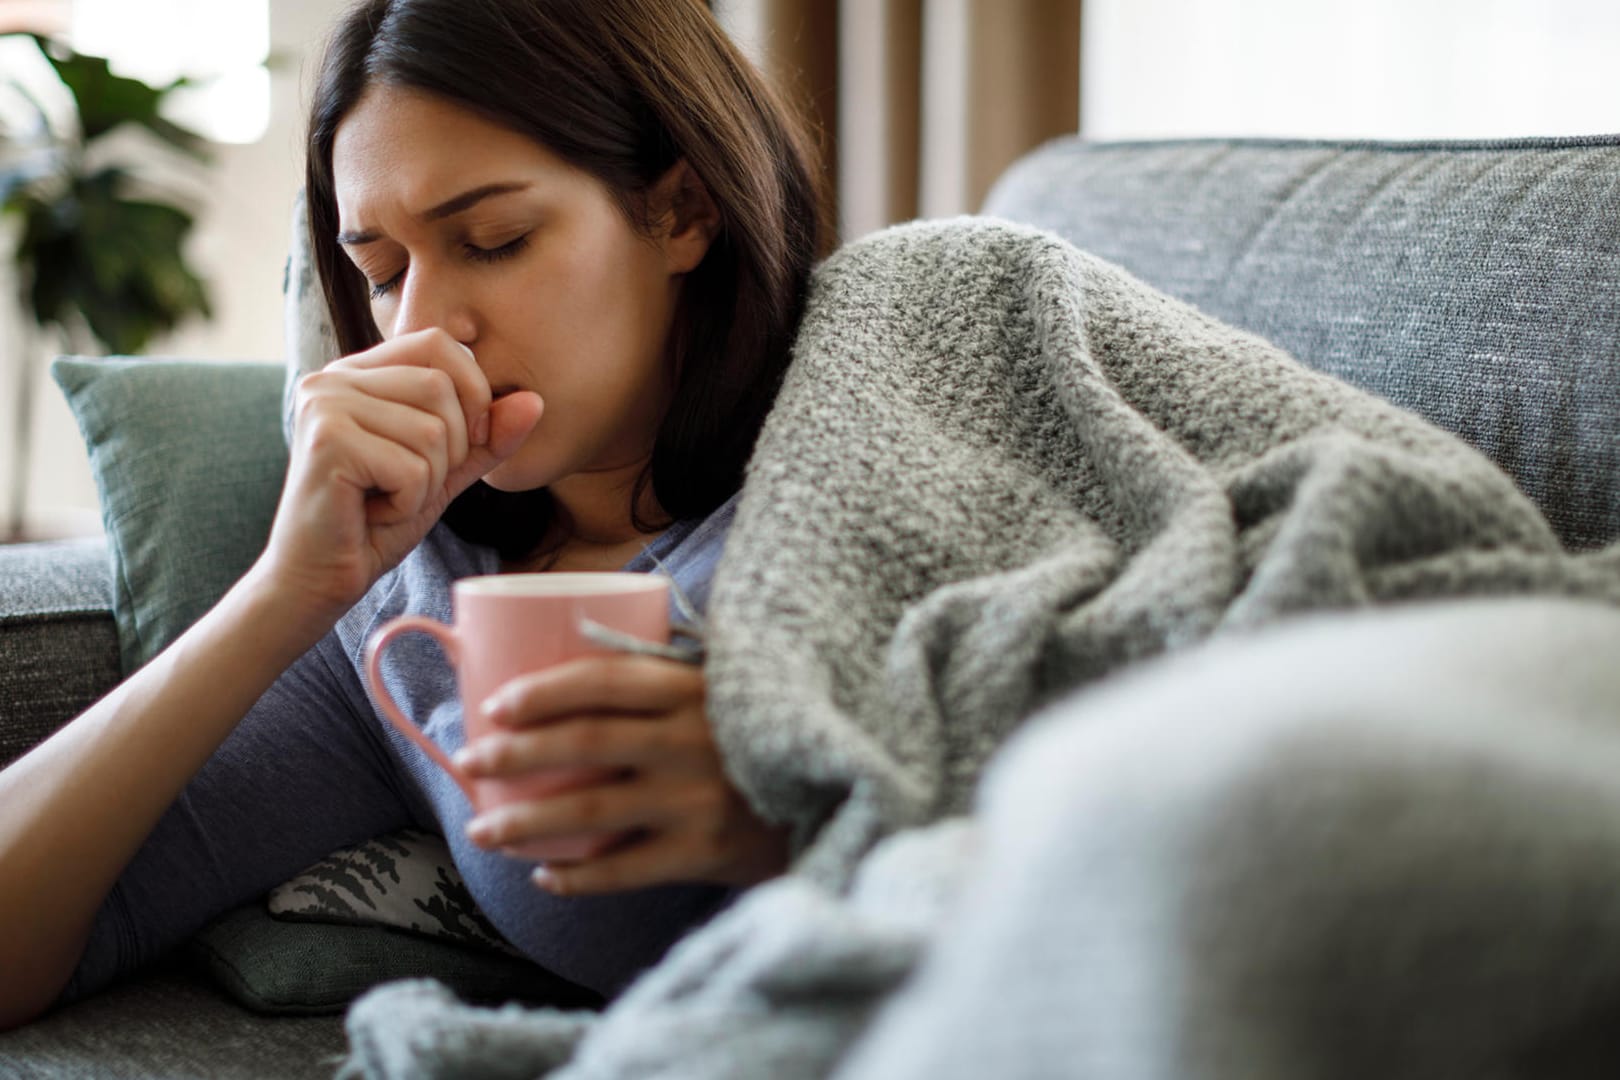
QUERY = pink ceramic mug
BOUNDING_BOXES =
[364,572,670,862]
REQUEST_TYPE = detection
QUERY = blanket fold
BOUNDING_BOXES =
[339,218,1620,1079]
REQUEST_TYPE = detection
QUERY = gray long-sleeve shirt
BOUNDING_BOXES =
[57,495,741,1008]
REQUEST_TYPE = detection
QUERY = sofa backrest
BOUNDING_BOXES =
[983,135,1620,552]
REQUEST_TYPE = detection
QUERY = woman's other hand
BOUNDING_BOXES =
[261,328,543,617]
[454,656,792,894]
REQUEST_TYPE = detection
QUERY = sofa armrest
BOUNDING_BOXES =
[0,538,122,769]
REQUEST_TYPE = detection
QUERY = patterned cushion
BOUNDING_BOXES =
[268,828,522,958]
[282,188,339,446]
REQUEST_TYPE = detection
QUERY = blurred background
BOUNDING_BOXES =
[0,0,1616,542]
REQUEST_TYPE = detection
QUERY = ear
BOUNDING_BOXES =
[653,159,721,275]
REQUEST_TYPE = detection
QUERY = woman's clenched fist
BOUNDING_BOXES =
[260,328,543,618]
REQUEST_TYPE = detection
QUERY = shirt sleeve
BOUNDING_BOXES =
[51,630,419,1009]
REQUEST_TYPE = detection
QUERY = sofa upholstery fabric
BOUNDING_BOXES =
[984,135,1620,551]
[0,953,348,1079]
[0,538,119,768]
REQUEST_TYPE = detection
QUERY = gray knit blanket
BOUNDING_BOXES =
[336,218,1620,1079]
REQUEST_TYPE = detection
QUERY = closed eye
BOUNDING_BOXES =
[465,233,531,264]
[369,270,403,301]
[365,233,532,302]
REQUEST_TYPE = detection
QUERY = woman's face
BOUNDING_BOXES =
[331,84,705,494]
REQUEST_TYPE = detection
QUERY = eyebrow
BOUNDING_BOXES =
[336,181,533,245]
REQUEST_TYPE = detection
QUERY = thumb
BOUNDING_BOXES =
[448,391,544,494]
[486,390,544,457]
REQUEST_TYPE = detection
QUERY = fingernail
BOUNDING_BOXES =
[532,866,557,890]
[451,747,479,771]
[472,412,490,446]
[466,818,494,843]
[481,695,507,721]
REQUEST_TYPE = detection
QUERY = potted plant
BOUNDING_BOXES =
[0,34,213,540]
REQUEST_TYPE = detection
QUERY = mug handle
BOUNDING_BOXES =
[364,615,476,800]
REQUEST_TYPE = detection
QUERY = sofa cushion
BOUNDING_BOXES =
[52,357,289,673]
[268,828,527,958]
[282,188,340,446]
[187,902,603,1017]
[0,952,349,1079]
[984,135,1620,551]
[0,538,120,767]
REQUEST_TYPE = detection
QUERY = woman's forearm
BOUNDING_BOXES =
[0,561,342,1030]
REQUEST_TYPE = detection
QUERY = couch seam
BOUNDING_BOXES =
[0,608,115,627]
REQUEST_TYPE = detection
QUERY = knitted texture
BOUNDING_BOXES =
[338,218,1620,1079]
[705,216,1615,888]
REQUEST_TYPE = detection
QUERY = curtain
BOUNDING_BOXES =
[716,0,1081,241]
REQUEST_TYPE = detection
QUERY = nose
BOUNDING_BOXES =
[387,261,477,345]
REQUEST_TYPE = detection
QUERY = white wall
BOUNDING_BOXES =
[6,0,347,539]
[1083,0,1620,140]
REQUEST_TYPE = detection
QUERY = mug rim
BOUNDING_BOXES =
[453,572,668,598]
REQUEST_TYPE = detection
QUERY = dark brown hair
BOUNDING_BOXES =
[305,0,828,560]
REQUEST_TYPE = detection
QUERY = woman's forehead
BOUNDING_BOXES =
[332,85,567,220]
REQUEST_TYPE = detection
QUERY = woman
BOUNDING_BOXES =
[0,0,826,1028]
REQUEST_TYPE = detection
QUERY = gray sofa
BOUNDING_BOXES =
[2,132,1617,1077]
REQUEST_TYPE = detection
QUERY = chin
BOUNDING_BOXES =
[479,452,554,494]
[480,469,541,494]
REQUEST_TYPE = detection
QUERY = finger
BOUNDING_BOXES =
[339,364,469,470]
[340,395,454,500]
[444,389,544,497]
[484,655,705,727]
[316,420,436,524]
[466,778,697,850]
[295,362,470,477]
[339,328,491,445]
[453,713,709,777]
[530,830,720,896]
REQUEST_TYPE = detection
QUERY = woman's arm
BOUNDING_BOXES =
[0,329,540,1029]
[0,563,344,1029]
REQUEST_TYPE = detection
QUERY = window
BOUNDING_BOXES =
[70,0,270,144]
[1083,0,1620,140]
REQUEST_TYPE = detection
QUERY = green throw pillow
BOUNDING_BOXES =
[187,903,605,1017]
[51,357,288,674]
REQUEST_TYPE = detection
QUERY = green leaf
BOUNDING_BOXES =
[37,39,209,161]
[3,37,214,355]
[10,166,211,353]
